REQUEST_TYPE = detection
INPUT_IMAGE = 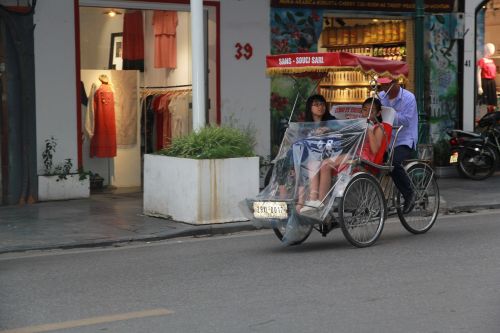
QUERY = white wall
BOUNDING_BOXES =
[32,0,271,180]
[34,0,78,174]
[79,7,123,70]
[464,0,485,131]
[220,0,270,157]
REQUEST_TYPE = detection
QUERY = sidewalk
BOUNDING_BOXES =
[1,173,500,254]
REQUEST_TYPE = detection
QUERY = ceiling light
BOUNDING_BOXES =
[104,9,122,17]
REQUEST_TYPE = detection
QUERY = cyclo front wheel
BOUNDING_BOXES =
[272,218,313,246]
[339,173,386,248]
[397,162,439,234]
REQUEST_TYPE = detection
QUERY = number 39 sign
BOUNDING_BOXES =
[235,42,253,60]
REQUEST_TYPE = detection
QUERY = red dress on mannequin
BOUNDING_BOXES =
[91,83,117,158]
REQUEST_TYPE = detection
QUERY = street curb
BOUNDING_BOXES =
[0,222,264,255]
[2,202,499,255]
[446,204,500,213]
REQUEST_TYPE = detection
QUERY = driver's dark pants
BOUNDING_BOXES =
[390,145,414,200]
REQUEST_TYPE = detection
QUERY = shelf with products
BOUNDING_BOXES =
[320,71,372,86]
[324,44,407,62]
[321,20,407,48]
[326,99,368,104]
[322,41,405,49]
[320,83,371,87]
[320,86,372,105]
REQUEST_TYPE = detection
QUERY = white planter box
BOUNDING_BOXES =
[144,155,260,224]
[38,175,90,201]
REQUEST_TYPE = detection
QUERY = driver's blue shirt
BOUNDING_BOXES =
[379,88,418,150]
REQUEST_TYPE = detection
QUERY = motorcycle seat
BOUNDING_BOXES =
[451,130,482,138]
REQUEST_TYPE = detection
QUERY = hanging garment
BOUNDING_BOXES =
[169,93,192,139]
[90,83,117,158]
[152,95,165,150]
[84,83,97,140]
[123,10,145,71]
[153,10,178,69]
[158,94,173,148]
[141,95,155,154]
[109,71,138,146]
[80,81,88,106]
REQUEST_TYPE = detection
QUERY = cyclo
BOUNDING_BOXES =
[243,52,439,248]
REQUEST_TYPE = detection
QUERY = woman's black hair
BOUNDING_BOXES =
[304,94,333,121]
[362,97,383,122]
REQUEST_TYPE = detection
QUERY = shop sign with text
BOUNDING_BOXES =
[270,0,454,13]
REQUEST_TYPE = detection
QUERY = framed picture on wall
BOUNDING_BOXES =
[108,32,123,70]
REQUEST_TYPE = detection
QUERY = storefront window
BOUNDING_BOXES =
[475,2,499,123]
[78,3,218,192]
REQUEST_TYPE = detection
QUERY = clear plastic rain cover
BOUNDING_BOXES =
[244,118,369,245]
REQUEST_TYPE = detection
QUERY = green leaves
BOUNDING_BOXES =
[158,126,256,159]
[42,136,57,174]
[41,136,75,180]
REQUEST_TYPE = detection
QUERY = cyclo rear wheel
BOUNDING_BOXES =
[339,173,386,248]
[397,162,439,234]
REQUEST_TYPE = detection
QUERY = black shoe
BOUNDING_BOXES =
[403,193,416,214]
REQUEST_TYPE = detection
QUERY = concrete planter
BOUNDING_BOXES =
[144,154,259,224]
[38,175,90,201]
[434,165,458,178]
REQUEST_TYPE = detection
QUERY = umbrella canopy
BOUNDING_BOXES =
[266,52,408,80]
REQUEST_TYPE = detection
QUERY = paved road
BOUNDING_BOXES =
[1,211,500,333]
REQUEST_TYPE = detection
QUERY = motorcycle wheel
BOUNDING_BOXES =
[458,144,497,180]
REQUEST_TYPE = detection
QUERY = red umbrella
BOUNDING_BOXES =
[266,52,408,80]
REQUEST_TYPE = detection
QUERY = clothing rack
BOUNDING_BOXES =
[140,84,192,89]
[140,86,192,97]
[140,86,193,154]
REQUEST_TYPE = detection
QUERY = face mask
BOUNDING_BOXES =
[385,83,395,96]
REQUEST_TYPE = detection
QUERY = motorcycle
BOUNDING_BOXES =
[447,112,500,180]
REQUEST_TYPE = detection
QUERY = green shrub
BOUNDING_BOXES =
[433,139,451,167]
[158,125,256,159]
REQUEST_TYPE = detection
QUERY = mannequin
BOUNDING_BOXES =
[477,43,498,113]
[90,74,117,158]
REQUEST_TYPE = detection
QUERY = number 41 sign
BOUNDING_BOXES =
[235,43,253,60]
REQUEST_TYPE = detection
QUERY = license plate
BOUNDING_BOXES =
[253,201,288,219]
[449,152,459,164]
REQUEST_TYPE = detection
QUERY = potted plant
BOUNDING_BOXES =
[433,138,457,178]
[88,171,105,191]
[38,137,90,201]
[143,125,260,224]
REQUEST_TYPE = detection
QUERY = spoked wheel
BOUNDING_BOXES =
[272,218,313,246]
[397,163,439,234]
[458,144,496,180]
[339,173,386,248]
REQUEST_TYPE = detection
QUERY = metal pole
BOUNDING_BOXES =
[415,0,427,144]
[191,0,206,131]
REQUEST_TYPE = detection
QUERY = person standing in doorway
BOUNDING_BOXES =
[377,77,418,214]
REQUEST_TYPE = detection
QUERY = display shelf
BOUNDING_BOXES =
[318,37,406,104]
[320,83,371,87]
[323,42,407,62]
[327,99,367,104]
[322,41,405,49]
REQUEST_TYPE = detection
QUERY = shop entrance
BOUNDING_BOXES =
[475,0,500,124]
[319,15,414,103]
[269,11,414,156]
[78,1,217,195]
